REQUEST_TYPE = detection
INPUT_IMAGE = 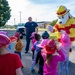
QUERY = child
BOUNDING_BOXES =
[59,31,71,75]
[41,39,65,75]
[14,32,23,59]
[36,31,50,75]
[42,31,49,39]
[30,34,41,72]
[0,34,23,75]
[30,32,37,60]
[0,31,16,51]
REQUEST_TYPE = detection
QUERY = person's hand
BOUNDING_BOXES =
[24,31,26,35]
[46,25,54,32]
[56,46,61,52]
[60,30,66,34]
[22,45,25,48]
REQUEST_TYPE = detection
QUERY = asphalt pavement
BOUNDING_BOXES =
[1,30,75,75]
[10,39,75,75]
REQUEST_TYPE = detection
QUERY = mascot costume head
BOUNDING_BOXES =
[48,5,75,42]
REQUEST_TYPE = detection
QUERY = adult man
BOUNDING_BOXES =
[24,17,38,53]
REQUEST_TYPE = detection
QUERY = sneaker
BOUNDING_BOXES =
[30,67,35,73]
[31,69,35,73]
[25,51,28,53]
[38,70,40,74]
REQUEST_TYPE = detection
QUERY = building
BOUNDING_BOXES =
[37,21,51,28]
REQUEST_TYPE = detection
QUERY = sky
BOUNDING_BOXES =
[7,0,75,25]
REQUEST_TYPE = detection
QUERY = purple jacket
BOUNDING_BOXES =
[42,50,65,75]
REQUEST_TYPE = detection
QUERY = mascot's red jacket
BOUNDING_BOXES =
[54,17,75,42]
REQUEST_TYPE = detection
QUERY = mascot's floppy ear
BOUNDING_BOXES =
[68,12,73,18]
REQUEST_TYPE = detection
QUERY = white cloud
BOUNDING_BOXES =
[7,0,75,25]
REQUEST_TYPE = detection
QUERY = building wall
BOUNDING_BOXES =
[37,21,50,28]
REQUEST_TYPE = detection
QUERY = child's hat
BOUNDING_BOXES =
[56,5,70,16]
[9,36,17,42]
[42,31,49,39]
[0,34,10,47]
[45,39,57,54]
[60,32,71,46]
[37,39,49,48]
[30,32,36,38]
[0,31,7,35]
[0,31,17,43]
[14,32,20,38]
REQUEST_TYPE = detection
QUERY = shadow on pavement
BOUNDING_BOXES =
[69,61,75,75]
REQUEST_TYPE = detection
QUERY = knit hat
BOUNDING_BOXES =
[37,39,49,48]
[0,34,10,48]
[42,31,49,39]
[60,32,71,46]
[56,5,70,16]
[45,39,57,54]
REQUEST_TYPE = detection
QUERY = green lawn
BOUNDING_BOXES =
[49,32,57,40]
[38,28,46,31]
[38,28,57,40]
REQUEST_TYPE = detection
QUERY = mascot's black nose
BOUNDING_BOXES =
[59,21,62,24]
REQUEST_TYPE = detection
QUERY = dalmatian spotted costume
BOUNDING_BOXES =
[47,5,75,42]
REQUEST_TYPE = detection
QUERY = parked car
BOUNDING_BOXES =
[16,27,25,39]
[17,23,25,29]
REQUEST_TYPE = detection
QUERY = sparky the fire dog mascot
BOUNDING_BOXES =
[47,5,75,42]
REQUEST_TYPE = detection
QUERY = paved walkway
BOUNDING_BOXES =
[12,40,75,75]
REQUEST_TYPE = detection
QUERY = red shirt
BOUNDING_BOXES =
[0,53,23,75]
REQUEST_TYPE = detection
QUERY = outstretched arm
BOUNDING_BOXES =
[16,68,23,75]
[35,26,38,33]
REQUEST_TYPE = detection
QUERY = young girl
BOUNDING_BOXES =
[14,32,23,59]
[41,39,65,75]
[59,31,71,75]
[0,34,23,75]
[30,34,41,72]
[36,31,50,75]
[30,32,37,60]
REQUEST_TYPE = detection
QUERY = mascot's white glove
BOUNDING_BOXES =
[47,25,54,32]
[60,30,66,34]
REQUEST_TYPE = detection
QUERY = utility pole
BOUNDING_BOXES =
[35,18,37,22]
[14,18,16,25]
[19,11,22,23]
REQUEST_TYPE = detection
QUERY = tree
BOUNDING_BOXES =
[50,19,58,26]
[0,0,11,27]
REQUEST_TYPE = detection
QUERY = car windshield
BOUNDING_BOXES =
[18,23,24,26]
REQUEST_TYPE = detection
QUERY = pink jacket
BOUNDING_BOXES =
[31,38,36,50]
[42,50,65,75]
[59,44,71,59]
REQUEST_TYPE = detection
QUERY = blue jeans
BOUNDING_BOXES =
[8,43,13,51]
[38,65,43,75]
[25,35,31,52]
[14,51,22,59]
[59,57,69,75]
